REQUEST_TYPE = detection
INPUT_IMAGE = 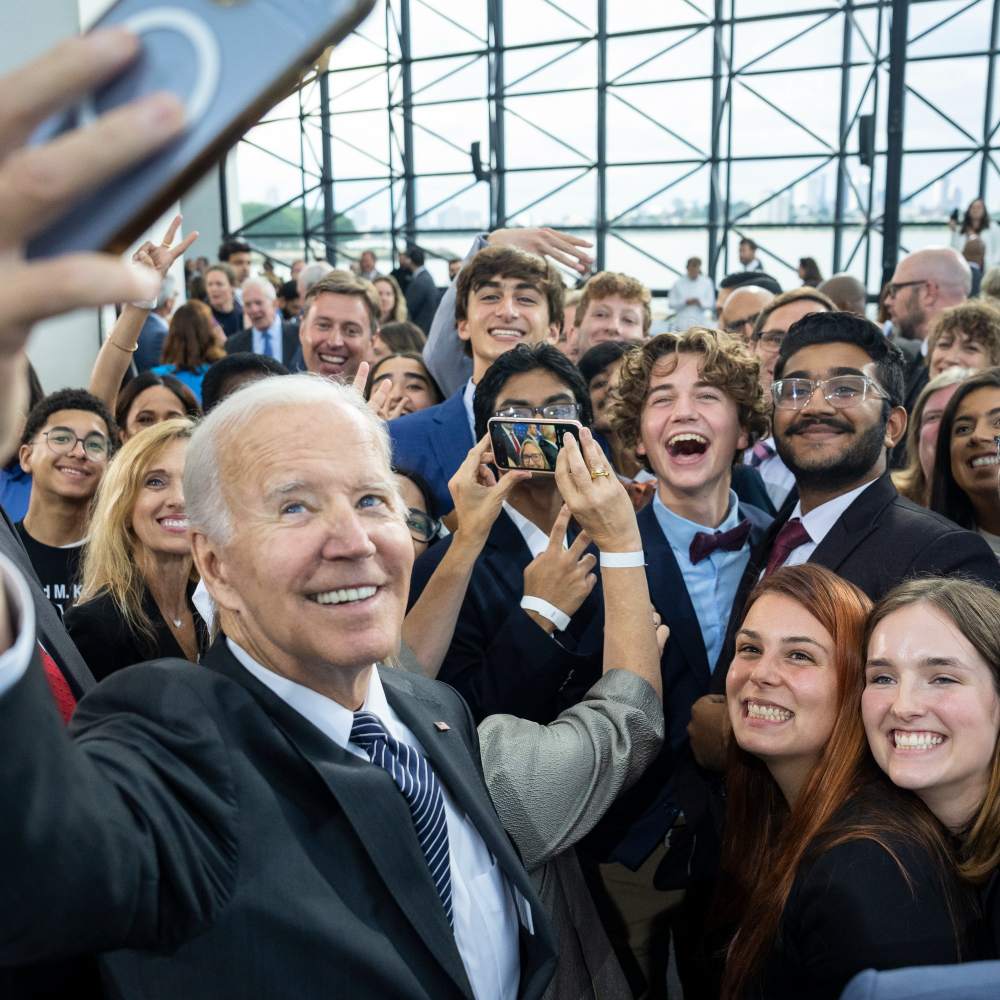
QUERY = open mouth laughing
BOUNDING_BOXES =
[666,432,709,459]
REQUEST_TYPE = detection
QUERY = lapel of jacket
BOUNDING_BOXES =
[430,391,475,486]
[204,640,474,998]
[808,474,895,573]
[637,504,711,685]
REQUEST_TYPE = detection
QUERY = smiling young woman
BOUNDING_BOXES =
[718,564,978,1000]
[863,576,1000,952]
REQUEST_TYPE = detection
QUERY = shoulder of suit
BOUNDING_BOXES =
[388,397,453,439]
[888,493,983,539]
[379,664,472,726]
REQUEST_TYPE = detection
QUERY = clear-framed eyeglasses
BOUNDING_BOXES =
[771,375,889,411]
[40,427,111,461]
[494,403,580,420]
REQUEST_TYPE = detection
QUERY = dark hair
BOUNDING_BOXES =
[720,271,783,295]
[739,237,758,252]
[929,366,1000,529]
[114,372,201,430]
[961,198,992,236]
[407,246,425,268]
[22,388,117,448]
[773,311,906,408]
[377,320,427,354]
[278,280,298,300]
[367,352,442,405]
[160,301,225,371]
[219,239,251,260]
[25,361,44,412]
[798,257,823,285]
[200,354,289,412]
[473,343,592,441]
[578,341,633,385]
[393,465,440,521]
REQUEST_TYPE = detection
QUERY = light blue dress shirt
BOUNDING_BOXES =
[253,314,285,363]
[652,489,750,672]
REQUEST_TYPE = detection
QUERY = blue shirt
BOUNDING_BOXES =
[652,489,750,672]
[150,363,211,403]
[0,459,31,523]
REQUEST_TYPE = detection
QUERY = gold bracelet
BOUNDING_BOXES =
[109,341,139,353]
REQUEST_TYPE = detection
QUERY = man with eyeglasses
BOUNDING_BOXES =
[408,343,605,725]
[390,245,563,517]
[742,288,836,509]
[14,389,116,618]
[718,285,774,344]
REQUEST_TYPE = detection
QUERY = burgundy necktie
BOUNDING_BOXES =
[764,518,811,576]
[689,519,752,564]
[38,643,76,723]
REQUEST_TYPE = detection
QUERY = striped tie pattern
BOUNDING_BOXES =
[350,711,453,925]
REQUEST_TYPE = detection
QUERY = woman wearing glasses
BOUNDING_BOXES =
[929,367,1000,559]
[394,468,443,558]
[65,419,209,682]
[15,389,117,618]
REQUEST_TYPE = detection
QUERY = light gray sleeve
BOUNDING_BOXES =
[422,235,488,397]
[477,668,664,872]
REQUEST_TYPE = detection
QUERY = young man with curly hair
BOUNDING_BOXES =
[584,327,772,999]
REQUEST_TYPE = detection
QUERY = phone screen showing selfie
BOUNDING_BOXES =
[488,418,582,474]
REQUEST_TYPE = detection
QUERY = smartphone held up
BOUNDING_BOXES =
[28,0,375,260]
[488,417,583,475]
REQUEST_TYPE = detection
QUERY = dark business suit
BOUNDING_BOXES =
[409,509,605,723]
[390,389,473,515]
[406,267,439,334]
[750,787,977,1000]
[0,636,556,1000]
[224,321,299,366]
[713,472,1000,694]
[890,337,929,467]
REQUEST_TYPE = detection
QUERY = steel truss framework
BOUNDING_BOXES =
[226,0,1000,295]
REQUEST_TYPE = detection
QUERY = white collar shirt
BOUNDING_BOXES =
[502,501,566,557]
[782,477,880,568]
[462,378,477,441]
[228,639,521,1000]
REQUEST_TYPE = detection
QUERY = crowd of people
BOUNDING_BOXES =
[2,26,1000,1000]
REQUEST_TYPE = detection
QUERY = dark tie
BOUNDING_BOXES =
[689,518,752,564]
[749,440,775,468]
[350,711,453,925]
[261,330,274,359]
[764,517,811,576]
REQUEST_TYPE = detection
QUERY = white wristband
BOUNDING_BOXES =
[599,550,646,568]
[520,596,571,632]
[128,298,157,310]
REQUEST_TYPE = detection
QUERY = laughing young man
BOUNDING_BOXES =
[584,328,772,999]
[389,246,563,515]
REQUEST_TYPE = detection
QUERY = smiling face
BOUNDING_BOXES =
[130,439,190,558]
[458,274,558,381]
[918,383,962,485]
[638,352,748,510]
[727,592,839,804]
[243,283,276,332]
[949,385,1000,505]
[930,331,990,377]
[589,359,623,435]
[299,291,375,381]
[370,356,438,416]
[195,403,413,694]
[575,295,646,355]
[773,342,903,500]
[374,279,396,321]
[124,386,188,441]
[20,408,109,504]
[864,602,1000,830]
[204,269,234,312]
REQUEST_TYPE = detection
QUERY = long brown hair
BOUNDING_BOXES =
[865,577,1000,883]
[160,301,225,371]
[719,565,957,999]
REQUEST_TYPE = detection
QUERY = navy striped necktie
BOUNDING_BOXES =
[350,711,453,926]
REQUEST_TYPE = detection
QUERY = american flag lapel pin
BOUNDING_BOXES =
[434,721,450,732]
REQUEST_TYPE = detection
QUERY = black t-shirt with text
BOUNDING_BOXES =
[15,522,84,619]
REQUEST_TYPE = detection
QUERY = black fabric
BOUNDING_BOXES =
[224,321,299,364]
[405,268,439,334]
[212,304,243,338]
[63,582,208,682]
[14,522,83,619]
[0,639,556,1000]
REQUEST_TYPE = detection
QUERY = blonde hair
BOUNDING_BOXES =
[77,419,195,647]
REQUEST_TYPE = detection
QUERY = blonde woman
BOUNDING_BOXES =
[373,274,408,323]
[65,419,207,681]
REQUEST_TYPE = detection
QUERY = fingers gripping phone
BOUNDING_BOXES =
[27,0,375,259]
[487,417,583,475]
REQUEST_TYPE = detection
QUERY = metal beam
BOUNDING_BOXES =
[400,0,417,246]
[881,0,909,286]
[487,0,507,226]
[596,0,608,270]
[319,70,337,264]
[833,1,854,272]
[708,0,724,276]
[981,0,1000,198]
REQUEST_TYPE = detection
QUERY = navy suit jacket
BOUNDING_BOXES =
[390,389,473,515]
[406,268,439,334]
[225,321,299,366]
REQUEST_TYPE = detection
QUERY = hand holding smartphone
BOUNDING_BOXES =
[487,417,583,474]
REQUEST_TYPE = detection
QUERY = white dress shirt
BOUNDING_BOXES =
[668,274,715,331]
[252,313,285,363]
[782,477,879,567]
[742,435,796,510]
[462,377,477,441]
[503,502,566,558]
[229,639,521,1000]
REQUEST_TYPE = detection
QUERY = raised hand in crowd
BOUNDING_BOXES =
[89,213,198,411]
[402,435,529,674]
[486,226,594,276]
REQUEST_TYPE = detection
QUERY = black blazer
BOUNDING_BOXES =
[409,509,605,724]
[224,321,299,365]
[406,268,439,334]
[64,583,208,682]
[713,473,1000,693]
[0,638,556,1000]
[750,790,978,999]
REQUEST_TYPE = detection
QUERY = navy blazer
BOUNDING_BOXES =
[583,499,772,869]
[390,389,473,515]
[225,321,299,367]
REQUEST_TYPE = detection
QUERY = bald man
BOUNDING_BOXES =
[818,273,867,316]
[718,285,774,344]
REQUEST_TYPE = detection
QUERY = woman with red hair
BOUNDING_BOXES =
[718,564,977,999]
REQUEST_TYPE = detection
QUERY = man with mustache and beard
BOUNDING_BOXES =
[689,311,1000,774]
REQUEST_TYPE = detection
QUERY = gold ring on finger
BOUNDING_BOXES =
[590,468,610,480]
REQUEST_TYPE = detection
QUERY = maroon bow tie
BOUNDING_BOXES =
[689,519,753,564]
